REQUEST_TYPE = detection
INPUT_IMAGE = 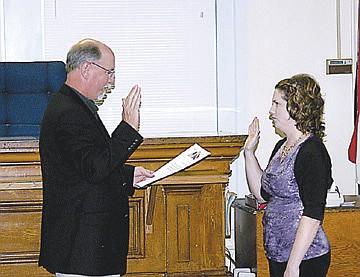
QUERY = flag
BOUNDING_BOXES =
[348,3,360,163]
[348,75,359,163]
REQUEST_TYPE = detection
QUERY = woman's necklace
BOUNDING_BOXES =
[281,134,304,161]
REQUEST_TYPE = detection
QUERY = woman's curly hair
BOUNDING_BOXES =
[275,73,326,139]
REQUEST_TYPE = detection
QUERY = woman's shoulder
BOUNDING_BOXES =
[300,134,326,152]
[298,134,331,163]
[295,134,333,192]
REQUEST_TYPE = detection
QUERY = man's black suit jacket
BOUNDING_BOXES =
[38,84,143,276]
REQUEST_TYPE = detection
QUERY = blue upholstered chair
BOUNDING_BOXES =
[0,61,66,138]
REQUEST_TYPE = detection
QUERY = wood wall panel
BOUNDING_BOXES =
[176,204,191,262]
[323,208,360,277]
[164,184,204,273]
[128,197,144,258]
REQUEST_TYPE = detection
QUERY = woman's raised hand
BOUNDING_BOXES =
[244,117,260,154]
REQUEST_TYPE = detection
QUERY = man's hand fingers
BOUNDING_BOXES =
[125,85,141,110]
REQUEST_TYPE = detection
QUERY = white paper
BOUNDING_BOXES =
[136,143,211,188]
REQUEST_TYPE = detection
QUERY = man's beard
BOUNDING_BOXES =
[97,83,115,100]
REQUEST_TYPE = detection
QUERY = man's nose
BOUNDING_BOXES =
[108,73,115,84]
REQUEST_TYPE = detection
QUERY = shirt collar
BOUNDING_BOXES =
[71,88,99,114]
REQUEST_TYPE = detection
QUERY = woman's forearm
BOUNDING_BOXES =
[244,150,264,201]
[284,216,320,276]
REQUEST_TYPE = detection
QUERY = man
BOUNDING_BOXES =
[39,38,153,277]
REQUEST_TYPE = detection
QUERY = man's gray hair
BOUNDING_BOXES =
[65,39,102,73]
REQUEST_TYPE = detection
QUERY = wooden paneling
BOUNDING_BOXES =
[323,208,360,277]
[0,136,246,277]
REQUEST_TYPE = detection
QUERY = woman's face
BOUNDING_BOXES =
[269,89,296,133]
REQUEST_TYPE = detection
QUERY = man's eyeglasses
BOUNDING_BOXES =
[91,62,115,77]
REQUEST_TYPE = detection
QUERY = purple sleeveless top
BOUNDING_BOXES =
[261,136,330,262]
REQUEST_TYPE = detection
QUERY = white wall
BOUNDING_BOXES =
[2,0,42,61]
[219,0,358,196]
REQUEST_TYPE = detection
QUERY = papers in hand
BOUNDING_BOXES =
[136,143,211,188]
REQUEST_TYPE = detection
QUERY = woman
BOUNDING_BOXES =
[244,74,333,277]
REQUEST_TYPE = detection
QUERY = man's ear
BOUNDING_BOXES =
[80,61,91,79]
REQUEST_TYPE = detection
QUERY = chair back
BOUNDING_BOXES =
[0,61,66,137]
